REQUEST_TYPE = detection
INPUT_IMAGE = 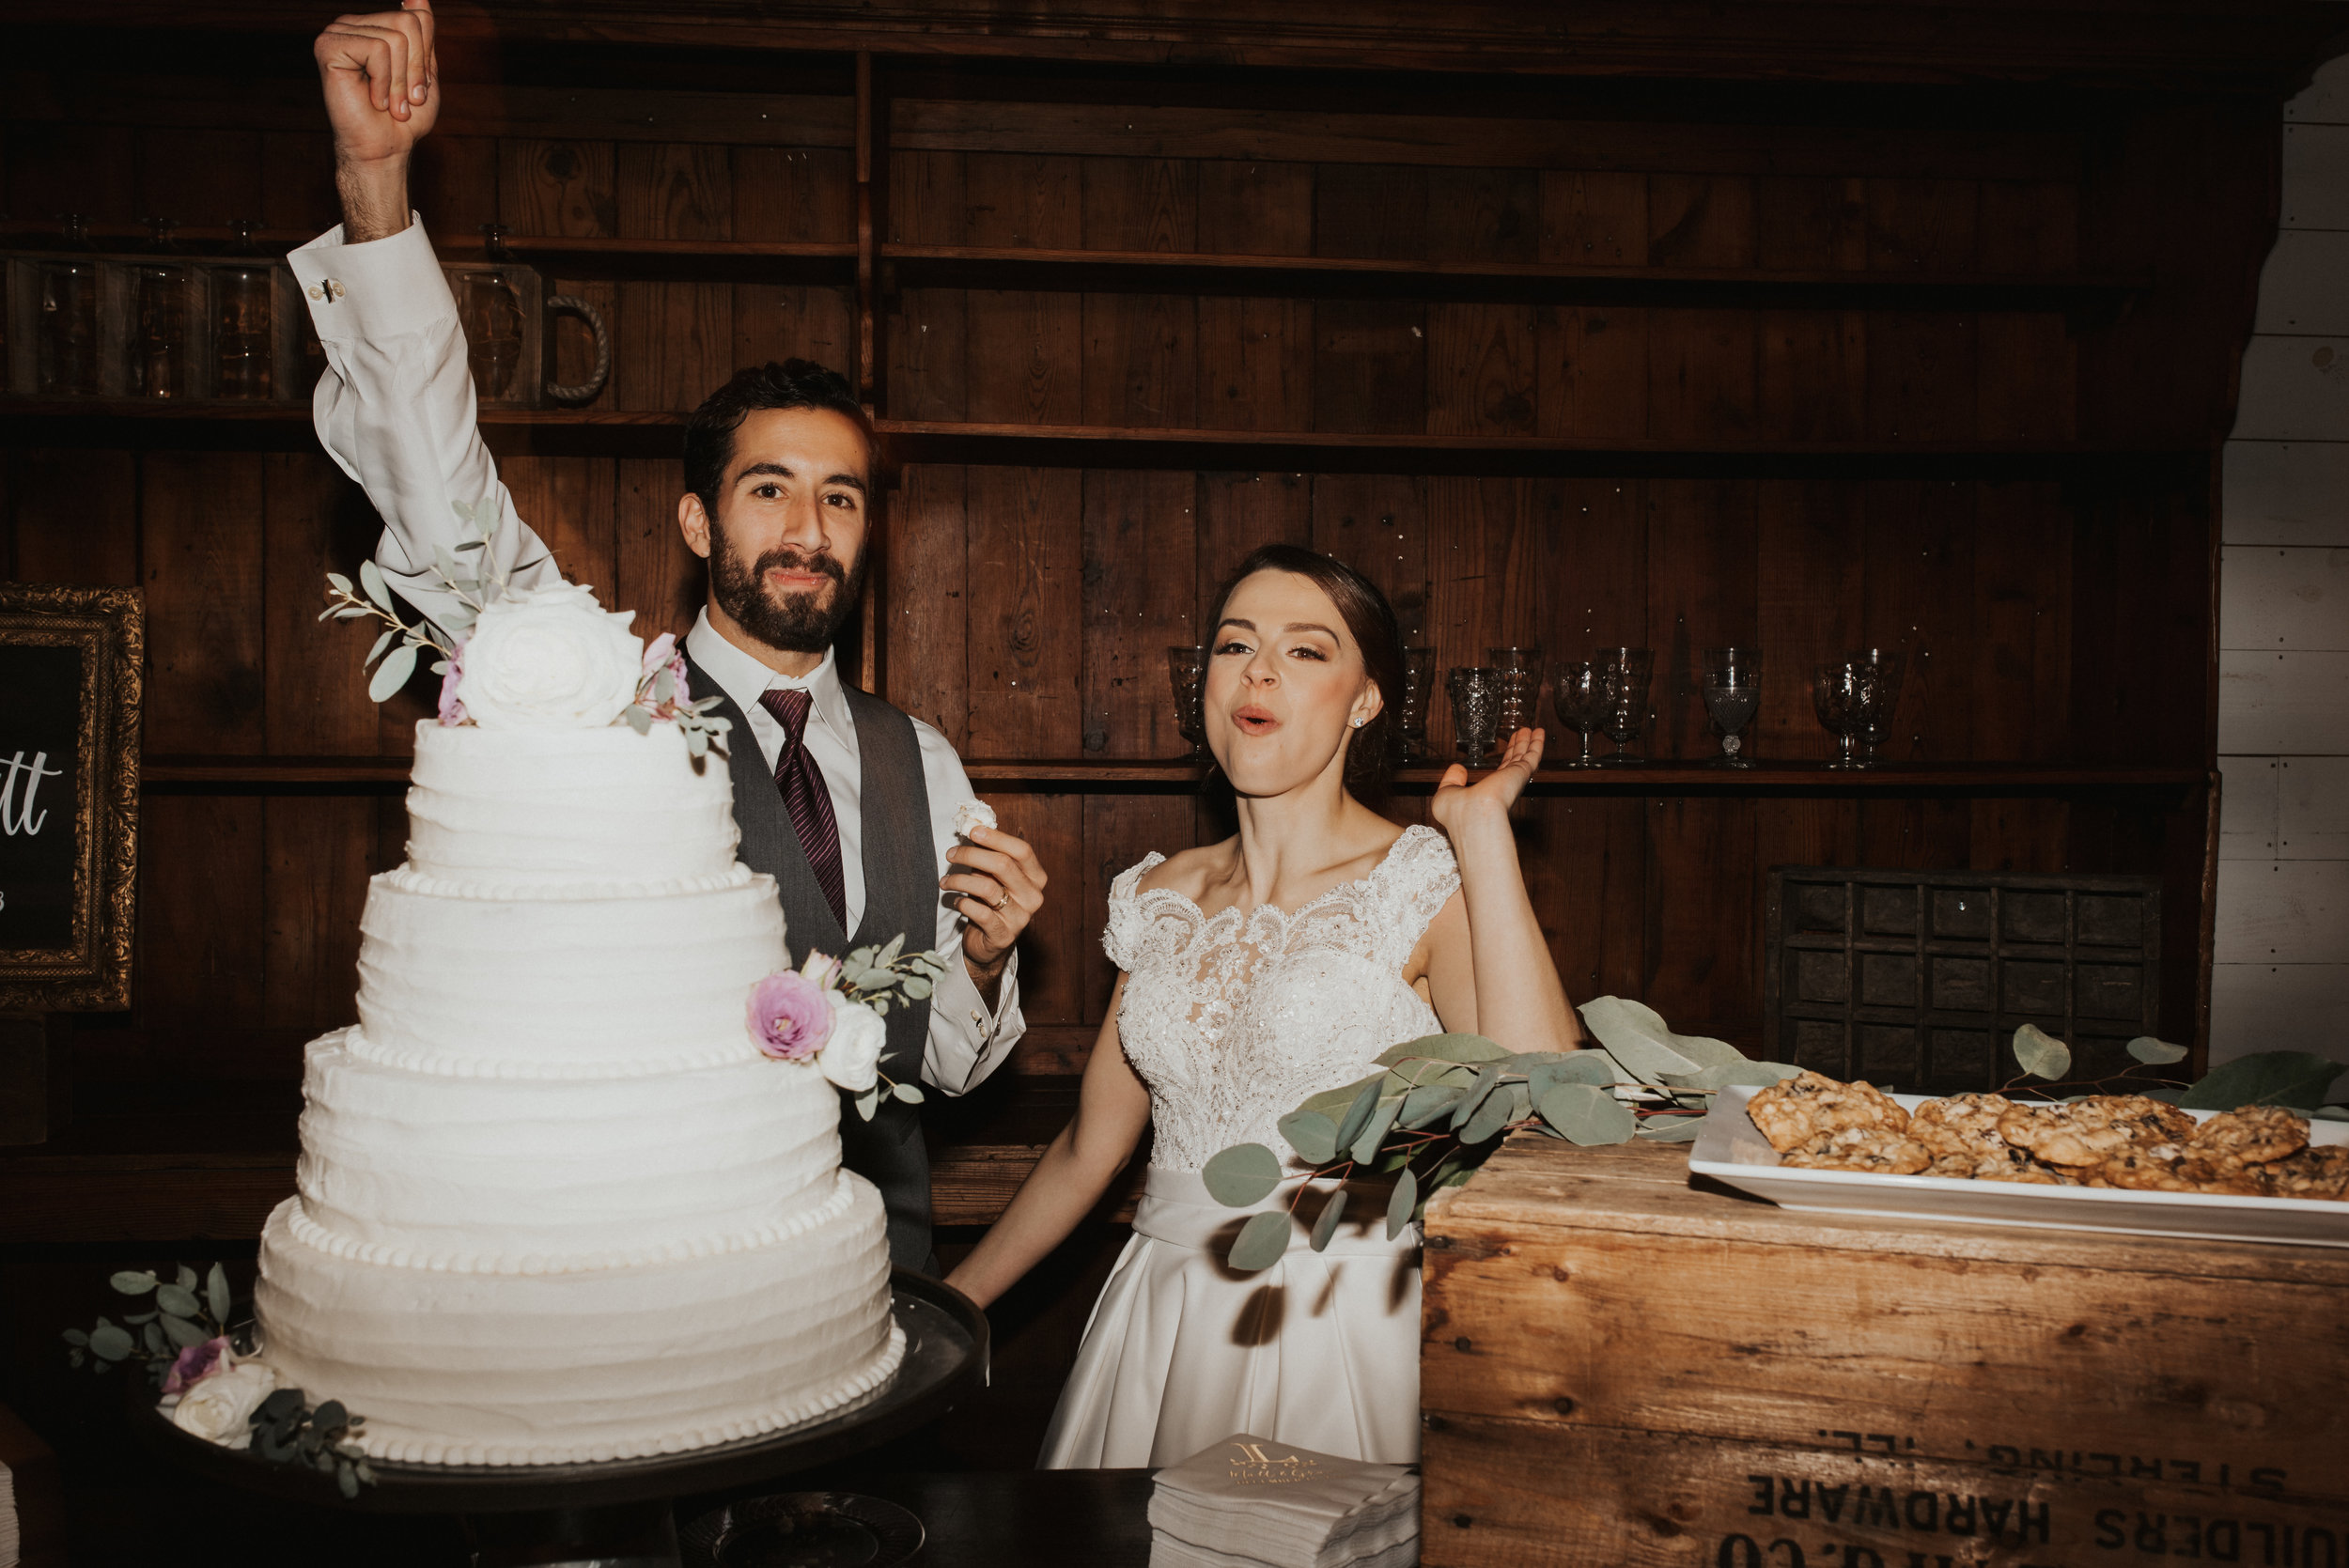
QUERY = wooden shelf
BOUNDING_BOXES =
[0,400,690,457]
[141,753,2208,798]
[884,243,2147,309]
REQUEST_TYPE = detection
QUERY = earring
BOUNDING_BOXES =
[1350,717,1365,728]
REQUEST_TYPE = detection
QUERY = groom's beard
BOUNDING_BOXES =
[707,517,867,656]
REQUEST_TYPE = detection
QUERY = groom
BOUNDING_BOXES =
[294,0,1046,1274]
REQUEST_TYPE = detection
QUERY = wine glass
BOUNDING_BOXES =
[1843,647,1906,767]
[1488,644,1543,740]
[1701,646,1762,768]
[1551,660,1610,768]
[1595,646,1653,766]
[463,272,526,400]
[1166,645,1208,759]
[211,264,273,399]
[1813,663,1863,768]
[1390,645,1435,765]
[1447,667,1501,768]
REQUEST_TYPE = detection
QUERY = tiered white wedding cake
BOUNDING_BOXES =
[253,583,903,1467]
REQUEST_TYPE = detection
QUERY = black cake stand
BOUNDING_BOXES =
[132,1270,987,1567]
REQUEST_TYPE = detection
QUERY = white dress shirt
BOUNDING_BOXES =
[288,217,1021,1094]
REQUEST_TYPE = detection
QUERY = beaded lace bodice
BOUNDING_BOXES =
[1104,826,1461,1171]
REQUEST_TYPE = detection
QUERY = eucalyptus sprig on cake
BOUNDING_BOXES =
[1200,997,1800,1272]
[321,495,732,756]
[62,1264,376,1495]
[748,932,950,1121]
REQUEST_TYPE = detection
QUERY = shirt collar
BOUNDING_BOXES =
[684,608,854,740]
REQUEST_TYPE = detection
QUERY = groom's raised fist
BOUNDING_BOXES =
[316,0,440,165]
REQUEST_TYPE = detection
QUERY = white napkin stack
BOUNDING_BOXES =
[1148,1435,1421,1568]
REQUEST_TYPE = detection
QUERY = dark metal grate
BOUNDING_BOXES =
[1762,866,2163,1096]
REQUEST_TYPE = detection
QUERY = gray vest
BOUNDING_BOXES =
[683,650,939,1273]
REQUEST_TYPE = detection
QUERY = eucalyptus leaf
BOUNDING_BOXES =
[1450,1062,1502,1131]
[454,537,486,553]
[141,1321,166,1356]
[1539,1083,1639,1145]
[1672,1061,1801,1092]
[89,1325,134,1361]
[892,1081,923,1103]
[110,1270,158,1296]
[2012,1023,2071,1081]
[1374,1032,1511,1068]
[67,1350,85,1369]
[1227,1209,1292,1272]
[1300,1072,1386,1125]
[433,545,461,581]
[358,559,394,612]
[314,1400,347,1433]
[122,1310,157,1325]
[259,1389,304,1421]
[1459,1081,1516,1144]
[1203,1143,1284,1208]
[156,1283,199,1317]
[1398,1083,1465,1130]
[207,1262,232,1325]
[854,1088,880,1122]
[1575,996,1713,1082]
[2178,1049,2345,1111]
[2126,1036,2190,1065]
[338,1463,361,1500]
[654,668,677,706]
[366,627,398,668]
[2312,1105,2349,1122]
[61,1327,89,1348]
[1334,1079,1386,1151]
[1528,1051,1623,1102]
[176,1264,199,1291]
[623,705,654,736]
[334,605,375,620]
[161,1313,210,1350]
[1636,1114,1708,1141]
[1309,1189,1349,1252]
[1277,1110,1339,1165]
[368,642,418,703]
[1386,1167,1419,1240]
[880,932,906,965]
[1349,1094,1404,1166]
[325,572,353,596]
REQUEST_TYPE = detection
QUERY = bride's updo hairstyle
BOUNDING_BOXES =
[1211,544,1406,796]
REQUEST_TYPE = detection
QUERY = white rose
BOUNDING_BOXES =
[818,993,889,1093]
[455,582,643,731]
[169,1359,279,1449]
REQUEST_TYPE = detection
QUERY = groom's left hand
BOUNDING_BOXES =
[944,825,1047,986]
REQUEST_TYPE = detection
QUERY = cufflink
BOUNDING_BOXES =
[307,279,346,303]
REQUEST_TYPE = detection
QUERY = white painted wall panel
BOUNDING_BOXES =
[2218,544,2349,648]
[2219,754,2280,860]
[2209,963,2349,1067]
[2277,753,2349,859]
[2232,335,2349,440]
[2281,122,2349,228]
[2222,441,2349,545]
[2254,232,2349,334]
[2214,860,2349,963]
[2216,649,2349,753]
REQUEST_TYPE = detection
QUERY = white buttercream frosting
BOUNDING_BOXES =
[255,722,899,1466]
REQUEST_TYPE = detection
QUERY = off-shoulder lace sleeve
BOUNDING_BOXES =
[1373,826,1461,970]
[1101,852,1170,972]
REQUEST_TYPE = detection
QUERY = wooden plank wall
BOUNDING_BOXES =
[2214,51,2349,1071]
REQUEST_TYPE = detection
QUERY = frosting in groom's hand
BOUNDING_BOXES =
[944,825,1046,979]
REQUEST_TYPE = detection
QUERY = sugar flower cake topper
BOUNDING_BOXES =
[748,934,949,1122]
[321,496,732,756]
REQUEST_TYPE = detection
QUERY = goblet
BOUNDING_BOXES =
[1812,663,1864,768]
[1595,646,1654,766]
[1390,645,1436,765]
[1166,645,1208,759]
[1487,644,1544,740]
[1843,647,1906,767]
[462,271,527,399]
[1551,660,1610,768]
[1447,667,1502,768]
[1701,646,1762,768]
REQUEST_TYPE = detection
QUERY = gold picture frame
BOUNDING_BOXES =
[0,584,142,1010]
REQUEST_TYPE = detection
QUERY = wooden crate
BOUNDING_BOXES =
[1765,867,2164,1094]
[1419,1137,2349,1568]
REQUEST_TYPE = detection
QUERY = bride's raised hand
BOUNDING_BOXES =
[1430,726,1544,833]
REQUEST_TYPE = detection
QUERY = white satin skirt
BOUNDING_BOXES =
[1036,1164,1422,1469]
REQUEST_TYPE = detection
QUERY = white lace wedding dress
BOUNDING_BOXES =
[1037,825,1461,1468]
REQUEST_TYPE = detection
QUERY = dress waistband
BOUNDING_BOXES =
[1133,1165,1415,1257]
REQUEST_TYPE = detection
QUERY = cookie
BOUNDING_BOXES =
[2189,1105,2310,1167]
[1781,1125,1932,1174]
[1999,1094,2195,1171]
[1747,1070,1910,1154]
[1910,1093,2018,1163]
[2251,1144,2349,1201]
[2088,1143,2195,1192]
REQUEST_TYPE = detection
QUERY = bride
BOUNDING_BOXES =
[944,544,1582,1468]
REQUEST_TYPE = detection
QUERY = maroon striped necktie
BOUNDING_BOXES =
[757,686,848,932]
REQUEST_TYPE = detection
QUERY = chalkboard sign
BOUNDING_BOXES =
[0,586,141,1011]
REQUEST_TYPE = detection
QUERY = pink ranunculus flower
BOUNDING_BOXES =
[437,636,469,726]
[163,1335,233,1396]
[748,970,834,1063]
[642,633,691,709]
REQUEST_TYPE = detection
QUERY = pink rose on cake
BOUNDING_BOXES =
[454,582,643,730]
[748,970,833,1063]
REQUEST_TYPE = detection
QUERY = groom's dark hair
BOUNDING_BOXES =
[683,359,878,524]
[1214,544,1407,796]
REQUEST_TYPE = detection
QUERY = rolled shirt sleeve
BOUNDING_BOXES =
[913,721,1025,1094]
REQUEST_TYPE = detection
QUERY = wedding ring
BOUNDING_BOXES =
[991,892,1011,911]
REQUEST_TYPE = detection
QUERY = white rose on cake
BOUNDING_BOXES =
[169,1359,280,1449]
[818,993,890,1092]
[455,583,644,730]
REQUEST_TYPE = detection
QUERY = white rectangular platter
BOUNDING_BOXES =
[1689,1085,2349,1249]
